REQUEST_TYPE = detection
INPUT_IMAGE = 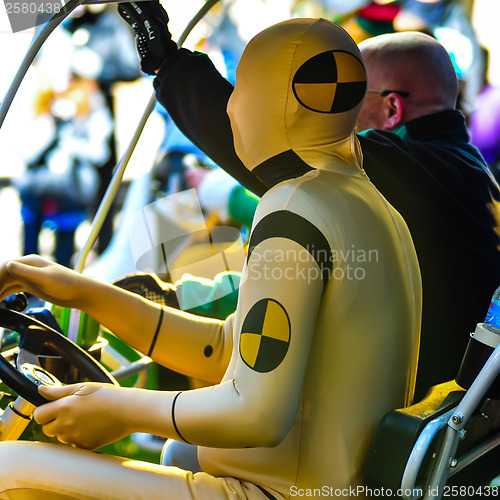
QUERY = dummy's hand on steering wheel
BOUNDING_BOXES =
[0,255,82,308]
[33,382,133,450]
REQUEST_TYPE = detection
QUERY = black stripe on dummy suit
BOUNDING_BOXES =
[247,210,333,287]
[252,150,313,189]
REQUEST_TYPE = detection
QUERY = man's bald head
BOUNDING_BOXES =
[357,31,458,131]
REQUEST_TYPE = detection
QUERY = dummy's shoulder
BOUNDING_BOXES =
[251,172,335,232]
[255,173,316,213]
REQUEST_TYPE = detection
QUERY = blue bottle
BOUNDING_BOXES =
[484,286,500,334]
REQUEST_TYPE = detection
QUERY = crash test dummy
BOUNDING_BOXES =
[0,18,421,499]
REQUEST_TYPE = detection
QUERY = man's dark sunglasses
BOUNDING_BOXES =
[366,89,411,98]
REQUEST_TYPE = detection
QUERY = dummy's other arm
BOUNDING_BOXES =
[0,255,232,384]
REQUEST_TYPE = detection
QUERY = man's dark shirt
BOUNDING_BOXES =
[154,50,500,401]
[360,114,500,399]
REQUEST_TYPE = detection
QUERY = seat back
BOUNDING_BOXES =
[363,379,500,498]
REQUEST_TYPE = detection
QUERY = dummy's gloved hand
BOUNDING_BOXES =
[0,255,84,307]
[34,383,133,450]
[114,273,180,308]
[117,1,177,75]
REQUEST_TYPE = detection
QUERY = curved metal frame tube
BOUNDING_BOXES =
[401,343,500,500]
[0,0,83,129]
[400,408,456,500]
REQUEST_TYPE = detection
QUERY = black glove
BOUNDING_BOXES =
[117,1,178,75]
[114,273,180,308]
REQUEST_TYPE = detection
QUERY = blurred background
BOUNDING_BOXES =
[0,0,499,268]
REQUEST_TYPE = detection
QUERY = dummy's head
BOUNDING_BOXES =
[227,18,367,173]
[357,31,458,131]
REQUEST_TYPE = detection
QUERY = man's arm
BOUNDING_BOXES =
[117,1,267,196]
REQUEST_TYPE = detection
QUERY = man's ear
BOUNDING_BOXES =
[384,93,405,130]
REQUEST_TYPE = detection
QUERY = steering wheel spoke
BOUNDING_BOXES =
[0,308,117,406]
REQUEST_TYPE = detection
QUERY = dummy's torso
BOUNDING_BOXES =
[199,165,421,498]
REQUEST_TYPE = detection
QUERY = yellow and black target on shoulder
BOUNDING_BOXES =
[292,50,366,113]
[240,298,291,373]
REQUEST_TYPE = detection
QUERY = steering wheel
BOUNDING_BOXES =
[0,307,118,406]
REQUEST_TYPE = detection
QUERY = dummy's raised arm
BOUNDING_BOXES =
[117,1,267,197]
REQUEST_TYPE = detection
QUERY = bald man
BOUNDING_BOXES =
[357,31,459,130]
[120,6,500,400]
